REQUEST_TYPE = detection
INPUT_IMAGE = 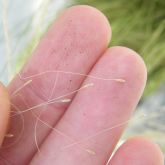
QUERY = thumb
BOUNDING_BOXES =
[0,82,10,146]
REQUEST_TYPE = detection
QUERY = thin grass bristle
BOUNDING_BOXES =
[5,134,14,138]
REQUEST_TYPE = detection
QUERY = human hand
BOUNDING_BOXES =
[0,5,164,165]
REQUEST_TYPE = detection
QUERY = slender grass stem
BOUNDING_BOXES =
[2,0,13,82]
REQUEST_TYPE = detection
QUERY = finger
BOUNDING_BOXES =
[0,83,10,146]
[109,137,164,165]
[31,46,147,165]
[0,5,111,164]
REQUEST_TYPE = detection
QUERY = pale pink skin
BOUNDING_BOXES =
[0,5,164,165]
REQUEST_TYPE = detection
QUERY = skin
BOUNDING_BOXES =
[0,83,10,146]
[0,5,164,165]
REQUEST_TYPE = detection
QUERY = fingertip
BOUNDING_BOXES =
[107,46,147,93]
[0,82,10,112]
[110,136,164,165]
[58,5,112,46]
[127,137,164,165]
[109,46,147,78]
[0,82,10,146]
